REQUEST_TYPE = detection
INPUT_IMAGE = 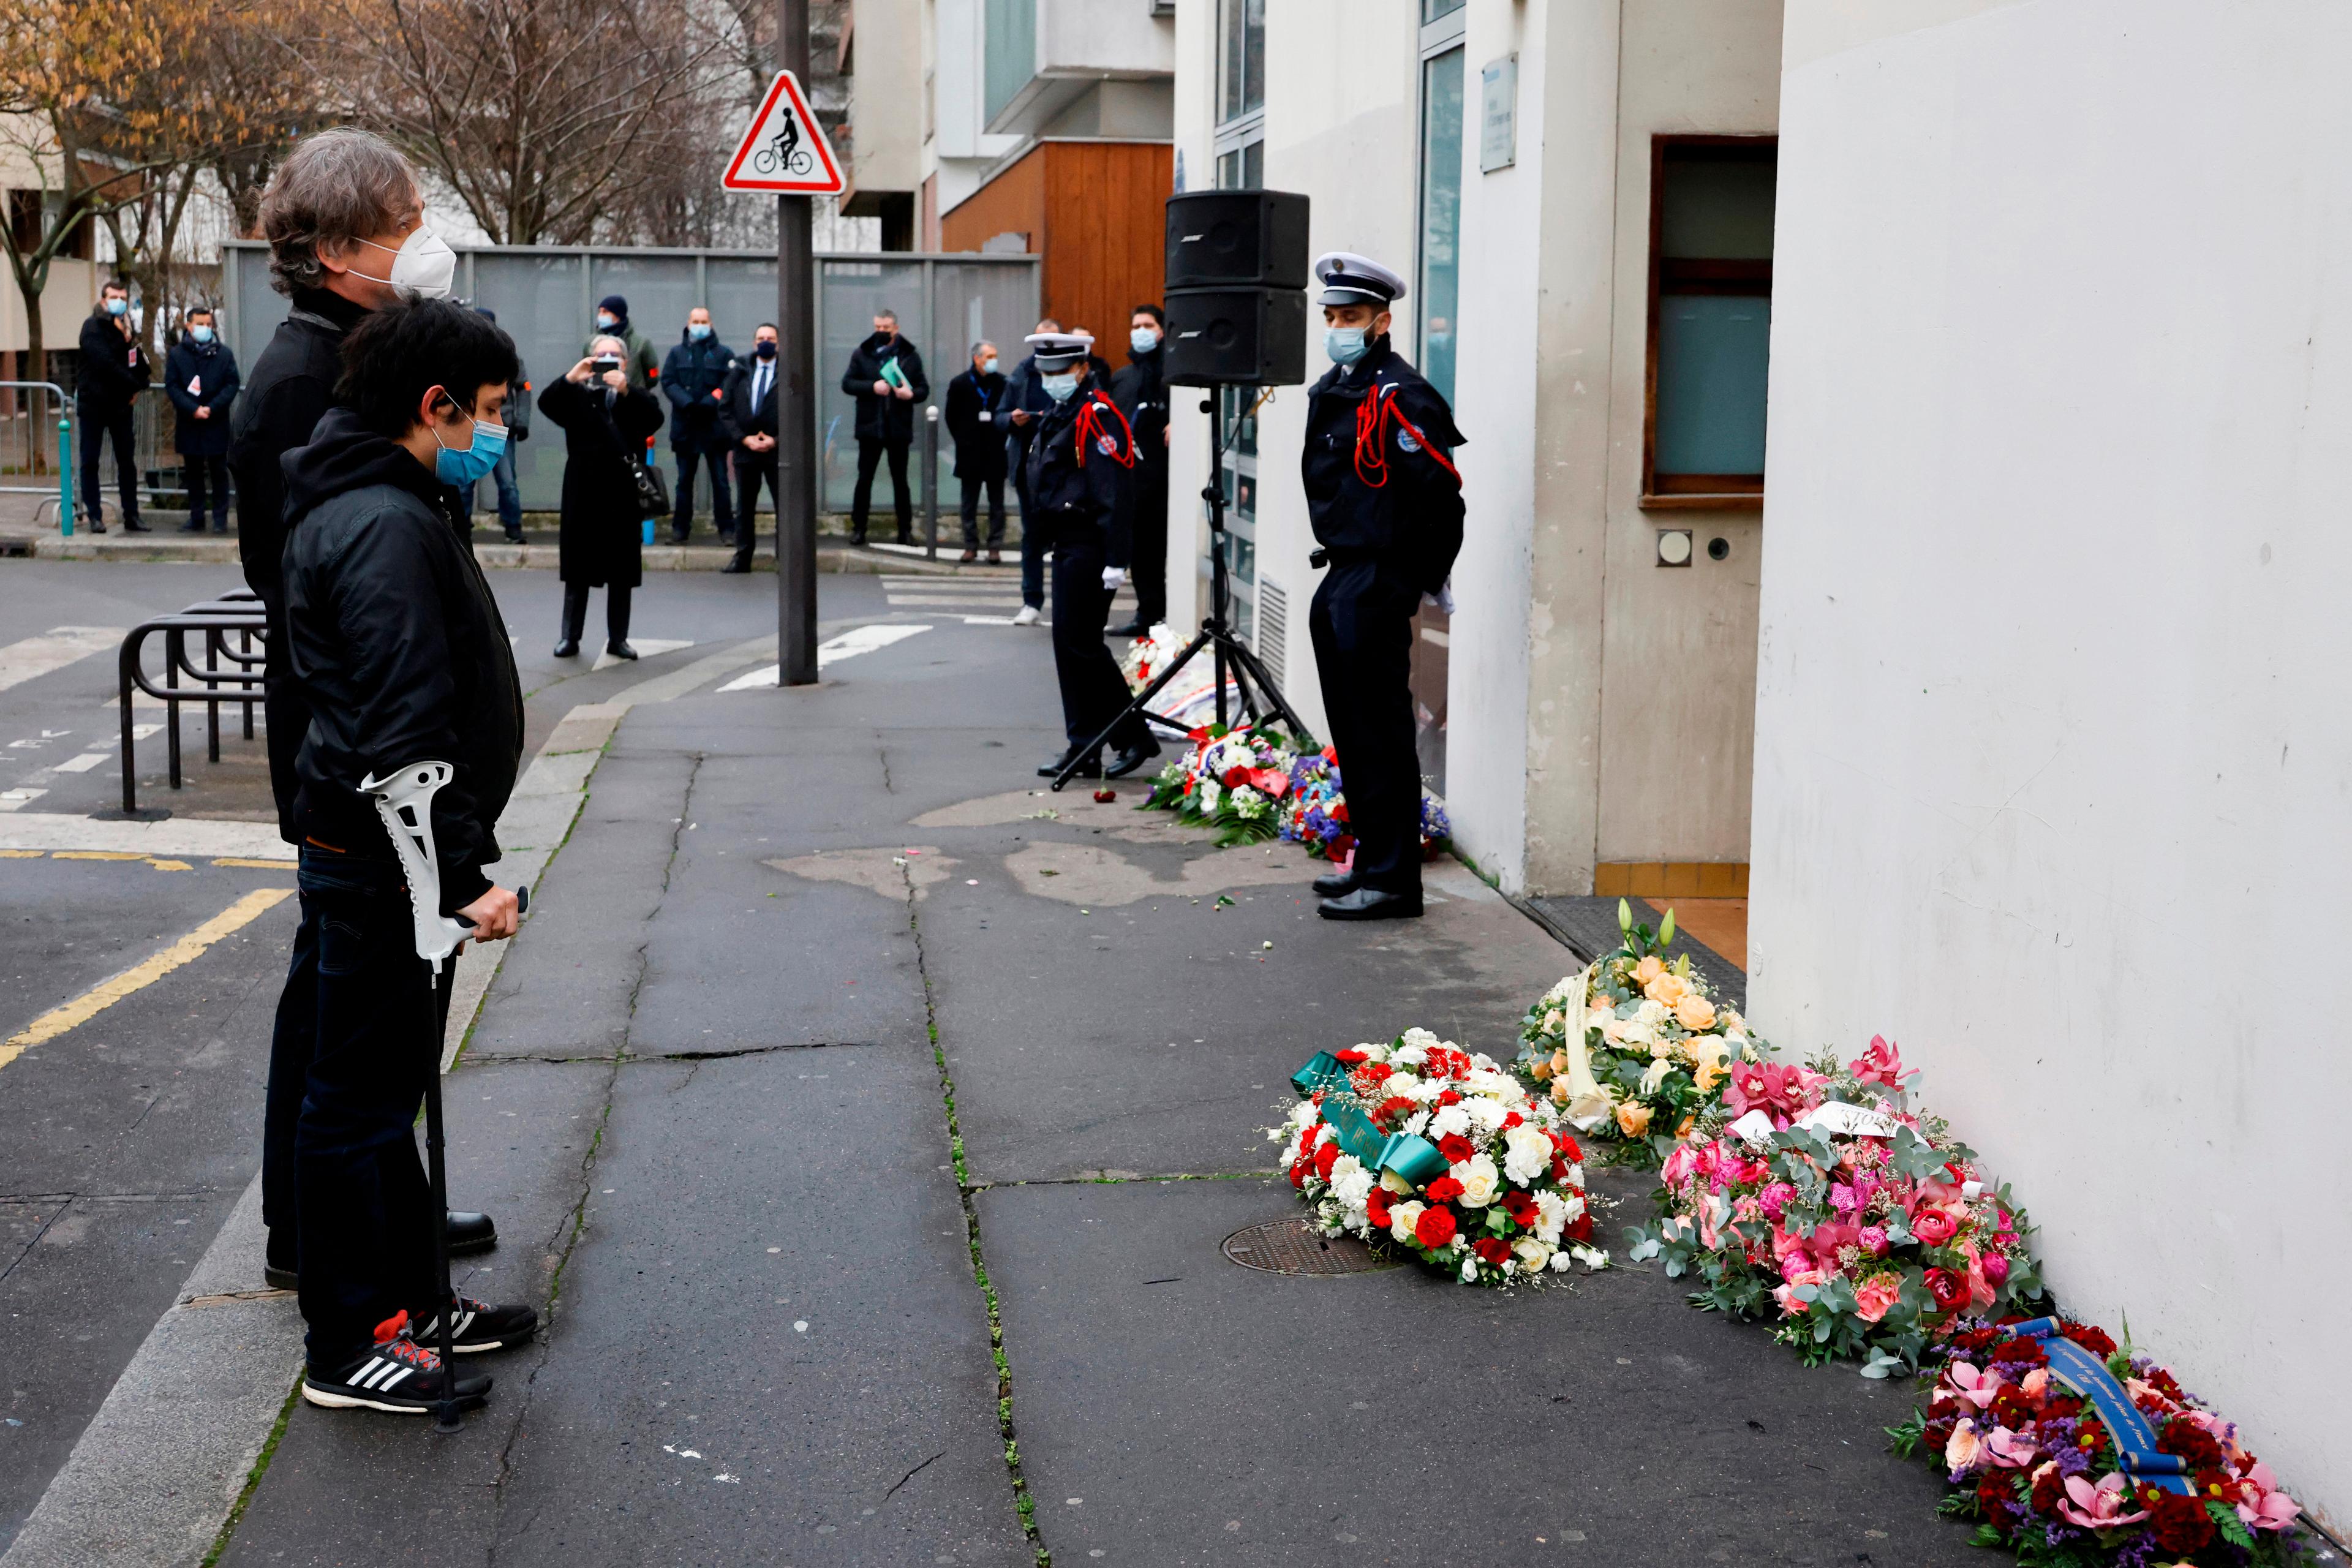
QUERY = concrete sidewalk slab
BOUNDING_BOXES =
[978,1174,1973,1568]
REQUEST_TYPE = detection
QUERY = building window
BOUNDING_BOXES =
[1415,6,1466,403]
[1214,0,1264,189]
[1643,135,1776,506]
[984,0,1036,127]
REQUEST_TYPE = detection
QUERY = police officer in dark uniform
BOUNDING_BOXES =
[1300,252,1464,921]
[1023,331,1161,780]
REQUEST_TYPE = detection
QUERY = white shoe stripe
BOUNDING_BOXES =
[377,1365,413,1392]
[453,1310,474,1337]
[353,1359,390,1389]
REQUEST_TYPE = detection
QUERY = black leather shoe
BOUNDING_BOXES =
[123,516,151,533]
[503,529,524,544]
[267,1211,497,1289]
[85,517,106,533]
[1038,751,1103,778]
[669,531,690,546]
[721,559,751,575]
[605,640,638,661]
[1318,887,1423,921]
[179,518,207,533]
[552,637,580,658]
[1311,869,1360,898]
[1104,740,1162,778]
[212,522,230,535]
[1107,619,1148,638]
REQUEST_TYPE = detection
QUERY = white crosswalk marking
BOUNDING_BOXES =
[0,628,122,695]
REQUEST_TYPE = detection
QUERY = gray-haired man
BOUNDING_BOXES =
[224,126,497,1300]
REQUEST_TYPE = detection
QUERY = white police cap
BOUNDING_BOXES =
[1313,252,1406,308]
[1025,330,1095,369]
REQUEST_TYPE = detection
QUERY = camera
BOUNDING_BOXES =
[592,355,622,377]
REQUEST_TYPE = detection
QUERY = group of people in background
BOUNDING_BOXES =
[74,280,244,536]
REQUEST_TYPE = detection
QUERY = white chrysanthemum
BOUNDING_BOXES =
[1452,1154,1501,1207]
[1533,1189,1569,1243]
[1461,1098,1506,1136]
[1197,782,1223,814]
[1501,1123,1553,1185]
[1314,1121,1336,1147]
[1558,1190,1586,1225]
[1400,1027,1441,1051]
[1288,1101,1319,1131]
[1392,1043,1428,1068]
[1330,1156,1374,1210]
[1428,1103,1472,1140]
[1389,1200,1426,1245]
[1565,1163,1585,1190]
[1402,1110,1430,1137]
[1513,1238,1553,1273]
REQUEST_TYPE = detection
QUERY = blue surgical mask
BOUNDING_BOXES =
[105,297,128,317]
[597,311,618,331]
[1130,326,1159,355]
[1040,371,1079,402]
[688,323,711,341]
[431,399,508,486]
[191,325,214,344]
[982,356,999,375]
[1324,326,1368,366]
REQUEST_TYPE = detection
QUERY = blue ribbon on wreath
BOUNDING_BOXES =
[1999,1318,2192,1496]
[1291,1052,1452,1188]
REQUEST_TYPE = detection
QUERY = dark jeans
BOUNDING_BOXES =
[1014,464,1046,608]
[276,850,450,1364]
[183,452,230,529]
[79,405,137,525]
[1050,532,1147,755]
[562,580,633,646]
[672,442,733,542]
[1309,557,1425,895]
[959,472,1006,549]
[1128,461,1168,625]
[733,456,779,567]
[852,438,911,538]
[470,445,521,536]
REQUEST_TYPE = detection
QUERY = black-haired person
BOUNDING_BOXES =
[944,341,1007,562]
[1109,303,1169,634]
[717,322,782,574]
[584,294,660,393]
[538,336,662,658]
[1023,331,1160,781]
[165,306,239,534]
[841,307,927,546]
[77,278,150,532]
[470,306,529,543]
[274,296,537,1415]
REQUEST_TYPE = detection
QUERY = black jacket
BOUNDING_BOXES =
[660,333,736,447]
[77,311,150,413]
[944,366,1008,478]
[1110,344,1168,473]
[228,288,371,608]
[1022,374,1134,565]
[840,331,929,444]
[278,409,523,912]
[164,337,240,456]
[993,353,1053,486]
[1300,336,1465,592]
[538,374,663,589]
[718,354,780,451]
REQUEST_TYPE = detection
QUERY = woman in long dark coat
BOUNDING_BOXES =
[537,339,663,659]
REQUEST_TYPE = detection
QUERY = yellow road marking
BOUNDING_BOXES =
[53,851,146,861]
[211,858,296,870]
[0,850,287,871]
[0,849,37,859]
[1,888,293,1072]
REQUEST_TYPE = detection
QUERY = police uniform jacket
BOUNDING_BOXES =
[1022,374,1134,566]
[1300,334,1465,593]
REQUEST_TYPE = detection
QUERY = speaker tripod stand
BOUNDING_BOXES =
[1050,385,1314,791]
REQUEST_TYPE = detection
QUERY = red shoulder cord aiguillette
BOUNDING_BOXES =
[1075,392,1137,469]
[1352,383,1461,488]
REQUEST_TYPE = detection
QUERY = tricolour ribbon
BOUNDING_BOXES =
[2000,1318,2192,1496]
[1291,1052,1451,1188]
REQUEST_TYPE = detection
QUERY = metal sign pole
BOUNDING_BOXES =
[776,0,818,685]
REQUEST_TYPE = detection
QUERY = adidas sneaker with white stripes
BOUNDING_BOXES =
[412,1294,538,1354]
[303,1311,492,1415]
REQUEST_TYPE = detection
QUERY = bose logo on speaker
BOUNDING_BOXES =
[1182,233,1205,242]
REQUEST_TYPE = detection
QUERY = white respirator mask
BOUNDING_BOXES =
[350,227,458,299]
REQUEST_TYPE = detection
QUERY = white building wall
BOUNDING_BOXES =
[1757,0,2351,1526]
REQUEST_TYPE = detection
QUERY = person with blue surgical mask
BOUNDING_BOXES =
[1108,303,1170,636]
[659,305,734,545]
[165,306,241,533]
[1296,251,1466,923]
[76,277,151,532]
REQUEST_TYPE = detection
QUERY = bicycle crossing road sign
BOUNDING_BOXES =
[722,70,845,194]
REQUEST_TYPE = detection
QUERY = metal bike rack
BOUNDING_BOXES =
[115,591,268,815]
[0,381,74,532]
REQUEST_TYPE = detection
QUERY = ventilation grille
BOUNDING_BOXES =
[1256,577,1288,689]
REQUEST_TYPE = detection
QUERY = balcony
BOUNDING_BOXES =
[983,0,1174,137]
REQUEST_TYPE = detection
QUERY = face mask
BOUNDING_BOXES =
[191,325,214,343]
[688,323,711,341]
[982,356,1000,375]
[1324,326,1368,367]
[755,340,777,360]
[597,311,619,331]
[430,396,508,486]
[1131,327,1160,355]
[1040,371,1079,402]
[352,227,456,298]
[105,297,127,317]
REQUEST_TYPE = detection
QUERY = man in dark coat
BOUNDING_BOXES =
[1298,253,1465,923]
[583,294,660,393]
[717,322,781,574]
[539,336,663,658]
[164,305,239,533]
[993,316,1061,621]
[275,296,536,1414]
[944,340,1007,562]
[660,306,734,545]
[1023,331,1158,781]
[77,278,151,532]
[1109,304,1170,633]
[226,126,499,1296]
[469,306,529,542]
[840,307,927,546]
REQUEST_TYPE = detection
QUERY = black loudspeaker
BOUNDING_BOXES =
[1164,286,1308,387]
[1164,190,1311,289]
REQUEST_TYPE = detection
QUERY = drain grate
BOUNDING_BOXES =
[1221,1217,1398,1276]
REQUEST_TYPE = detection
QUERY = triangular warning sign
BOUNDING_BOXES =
[723,71,846,194]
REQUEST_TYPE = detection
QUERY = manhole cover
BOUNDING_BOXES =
[1221,1217,1399,1276]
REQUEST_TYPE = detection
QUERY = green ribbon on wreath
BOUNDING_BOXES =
[1291,1052,1452,1188]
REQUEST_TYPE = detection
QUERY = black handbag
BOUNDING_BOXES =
[622,449,669,518]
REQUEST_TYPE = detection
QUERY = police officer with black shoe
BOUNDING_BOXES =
[1023,332,1162,781]
[1299,253,1464,921]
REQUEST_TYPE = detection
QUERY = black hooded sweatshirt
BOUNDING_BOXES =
[277,408,523,912]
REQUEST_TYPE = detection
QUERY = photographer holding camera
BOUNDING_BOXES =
[538,337,664,659]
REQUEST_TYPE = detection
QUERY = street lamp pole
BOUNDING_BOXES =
[775,0,818,684]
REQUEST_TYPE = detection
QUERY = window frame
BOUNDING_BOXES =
[1413,6,1466,380]
[1642,132,1777,510]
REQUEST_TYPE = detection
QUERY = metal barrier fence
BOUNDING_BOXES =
[0,382,73,527]
[219,241,1039,520]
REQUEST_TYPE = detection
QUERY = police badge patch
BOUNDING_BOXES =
[1396,429,1420,453]
[1097,434,1120,456]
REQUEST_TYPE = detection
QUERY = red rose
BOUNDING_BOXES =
[2057,1320,2116,1356]
[1472,1237,1512,1265]
[1924,1268,1969,1311]
[1221,765,1251,787]
[1413,1207,1457,1248]
[2029,1466,2066,1515]
[1425,1177,1465,1203]
[2147,1493,2214,1555]
[1437,1133,1476,1163]
[1335,1049,1368,1065]
[1989,1338,2048,1368]
[1313,1141,1341,1181]
[2159,1417,2225,1473]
